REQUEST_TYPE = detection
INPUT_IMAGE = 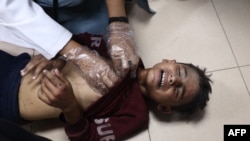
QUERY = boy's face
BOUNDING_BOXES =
[140,59,200,108]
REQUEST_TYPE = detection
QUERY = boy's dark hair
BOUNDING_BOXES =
[172,63,212,114]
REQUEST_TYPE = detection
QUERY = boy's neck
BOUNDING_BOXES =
[137,68,148,97]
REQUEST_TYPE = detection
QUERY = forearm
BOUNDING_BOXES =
[58,39,118,94]
[59,40,81,56]
[62,107,82,125]
[105,0,126,17]
[0,0,72,59]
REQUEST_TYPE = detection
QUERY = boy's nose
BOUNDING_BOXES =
[169,74,181,86]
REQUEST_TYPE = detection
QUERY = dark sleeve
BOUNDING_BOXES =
[0,119,51,141]
[64,86,149,141]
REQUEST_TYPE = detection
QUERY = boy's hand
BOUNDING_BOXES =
[20,54,66,79]
[38,69,78,112]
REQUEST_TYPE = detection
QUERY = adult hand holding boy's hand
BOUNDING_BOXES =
[39,69,76,110]
[20,54,65,79]
[106,22,139,77]
[39,69,81,124]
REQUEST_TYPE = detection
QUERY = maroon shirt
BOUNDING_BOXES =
[64,33,149,141]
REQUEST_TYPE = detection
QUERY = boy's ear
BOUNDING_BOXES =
[157,105,172,114]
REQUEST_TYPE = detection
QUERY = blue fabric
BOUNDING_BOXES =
[36,0,108,35]
[0,119,51,141]
[37,0,86,7]
[136,0,156,14]
[0,50,31,124]
[35,0,155,35]
[57,0,108,35]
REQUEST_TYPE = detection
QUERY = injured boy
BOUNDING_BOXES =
[0,33,212,141]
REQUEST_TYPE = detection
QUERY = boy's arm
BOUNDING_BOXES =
[1,1,118,92]
[22,39,118,94]
[57,40,119,93]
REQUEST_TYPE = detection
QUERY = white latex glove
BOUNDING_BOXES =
[62,46,118,94]
[106,22,139,78]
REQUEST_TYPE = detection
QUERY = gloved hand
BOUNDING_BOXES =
[62,46,118,94]
[106,22,139,78]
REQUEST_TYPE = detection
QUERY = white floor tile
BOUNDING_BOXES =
[212,0,250,66]
[240,66,250,94]
[125,129,150,141]
[128,0,237,71]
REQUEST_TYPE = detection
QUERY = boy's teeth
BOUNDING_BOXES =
[160,72,165,87]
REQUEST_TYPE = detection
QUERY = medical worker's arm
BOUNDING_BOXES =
[105,0,139,78]
[0,0,72,59]
[0,1,118,92]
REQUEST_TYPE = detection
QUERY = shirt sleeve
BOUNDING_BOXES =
[64,86,149,141]
[0,0,72,59]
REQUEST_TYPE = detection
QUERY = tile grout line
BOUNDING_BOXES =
[147,128,152,141]
[210,0,250,95]
[208,64,250,73]
[208,66,239,73]
[210,0,239,67]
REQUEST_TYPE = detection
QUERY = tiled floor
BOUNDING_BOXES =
[0,0,250,140]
